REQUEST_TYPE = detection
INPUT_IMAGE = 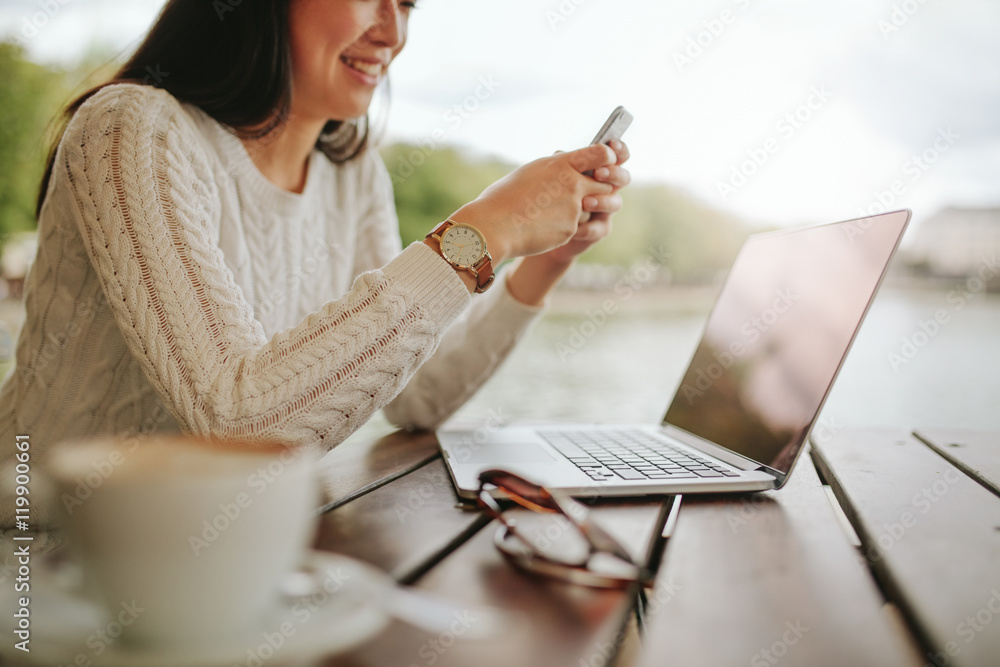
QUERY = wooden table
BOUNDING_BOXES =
[311,427,1000,667]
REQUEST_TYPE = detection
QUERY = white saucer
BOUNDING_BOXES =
[0,550,389,667]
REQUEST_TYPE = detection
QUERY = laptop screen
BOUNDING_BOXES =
[663,210,910,475]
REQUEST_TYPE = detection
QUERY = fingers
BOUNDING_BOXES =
[564,143,617,174]
[582,193,623,215]
[572,217,612,243]
[591,164,631,189]
[608,139,630,165]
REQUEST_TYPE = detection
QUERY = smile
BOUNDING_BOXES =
[340,56,385,79]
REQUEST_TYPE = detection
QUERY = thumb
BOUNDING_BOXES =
[564,143,616,174]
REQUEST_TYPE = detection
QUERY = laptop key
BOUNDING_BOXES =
[549,427,747,484]
[612,469,649,480]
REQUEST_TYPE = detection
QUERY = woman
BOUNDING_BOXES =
[0,0,629,536]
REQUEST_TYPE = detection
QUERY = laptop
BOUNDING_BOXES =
[437,209,911,499]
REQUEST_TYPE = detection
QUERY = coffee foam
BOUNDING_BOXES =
[46,434,299,483]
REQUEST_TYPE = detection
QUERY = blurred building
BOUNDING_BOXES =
[0,232,37,299]
[907,207,1000,283]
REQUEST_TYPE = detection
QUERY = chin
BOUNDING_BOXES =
[325,97,375,123]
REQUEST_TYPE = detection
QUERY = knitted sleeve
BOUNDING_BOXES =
[58,84,470,447]
[351,156,546,431]
[382,276,545,430]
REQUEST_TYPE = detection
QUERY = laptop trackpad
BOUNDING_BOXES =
[461,442,558,465]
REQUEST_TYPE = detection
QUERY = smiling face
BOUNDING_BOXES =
[288,0,413,123]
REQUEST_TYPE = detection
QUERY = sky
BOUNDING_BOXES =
[2,0,998,230]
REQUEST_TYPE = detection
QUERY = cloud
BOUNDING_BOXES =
[833,0,1000,151]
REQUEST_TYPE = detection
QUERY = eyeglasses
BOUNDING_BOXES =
[477,469,653,589]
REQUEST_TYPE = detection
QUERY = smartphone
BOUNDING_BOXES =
[585,106,632,176]
[590,106,633,146]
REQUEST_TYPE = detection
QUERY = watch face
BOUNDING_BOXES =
[440,224,486,268]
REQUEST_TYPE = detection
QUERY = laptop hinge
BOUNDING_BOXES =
[658,424,768,472]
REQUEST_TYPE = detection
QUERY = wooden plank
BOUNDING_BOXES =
[314,458,487,582]
[813,429,1000,667]
[315,429,440,510]
[636,445,920,667]
[329,499,668,667]
[914,429,1000,497]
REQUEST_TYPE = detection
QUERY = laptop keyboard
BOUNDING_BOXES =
[537,428,742,482]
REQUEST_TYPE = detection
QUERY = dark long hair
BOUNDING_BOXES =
[37,0,372,215]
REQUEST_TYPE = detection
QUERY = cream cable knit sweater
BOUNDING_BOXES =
[0,84,542,535]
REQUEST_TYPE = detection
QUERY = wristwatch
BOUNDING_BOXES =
[425,219,495,293]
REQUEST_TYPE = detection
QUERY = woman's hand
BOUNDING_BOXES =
[447,143,619,263]
[504,140,631,306]
[535,139,631,267]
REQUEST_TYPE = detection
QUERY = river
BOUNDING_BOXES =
[356,285,1000,444]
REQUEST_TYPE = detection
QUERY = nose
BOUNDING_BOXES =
[366,1,406,51]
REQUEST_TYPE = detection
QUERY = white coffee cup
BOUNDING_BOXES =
[43,434,320,647]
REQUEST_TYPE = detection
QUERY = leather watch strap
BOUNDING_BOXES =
[426,219,495,294]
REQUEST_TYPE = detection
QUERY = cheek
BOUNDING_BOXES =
[289,4,365,71]
[290,32,353,96]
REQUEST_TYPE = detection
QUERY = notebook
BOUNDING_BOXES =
[438,209,911,498]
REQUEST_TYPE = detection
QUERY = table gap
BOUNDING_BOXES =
[316,453,442,515]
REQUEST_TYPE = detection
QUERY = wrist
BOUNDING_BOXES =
[449,202,510,264]
[506,254,574,307]
[530,249,578,271]
[422,237,478,293]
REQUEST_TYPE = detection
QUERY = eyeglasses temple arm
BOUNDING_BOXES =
[550,493,638,565]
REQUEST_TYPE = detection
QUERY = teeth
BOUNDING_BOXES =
[343,56,384,77]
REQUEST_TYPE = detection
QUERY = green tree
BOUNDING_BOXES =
[380,143,510,246]
[0,41,64,240]
[380,142,750,282]
[581,182,749,282]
